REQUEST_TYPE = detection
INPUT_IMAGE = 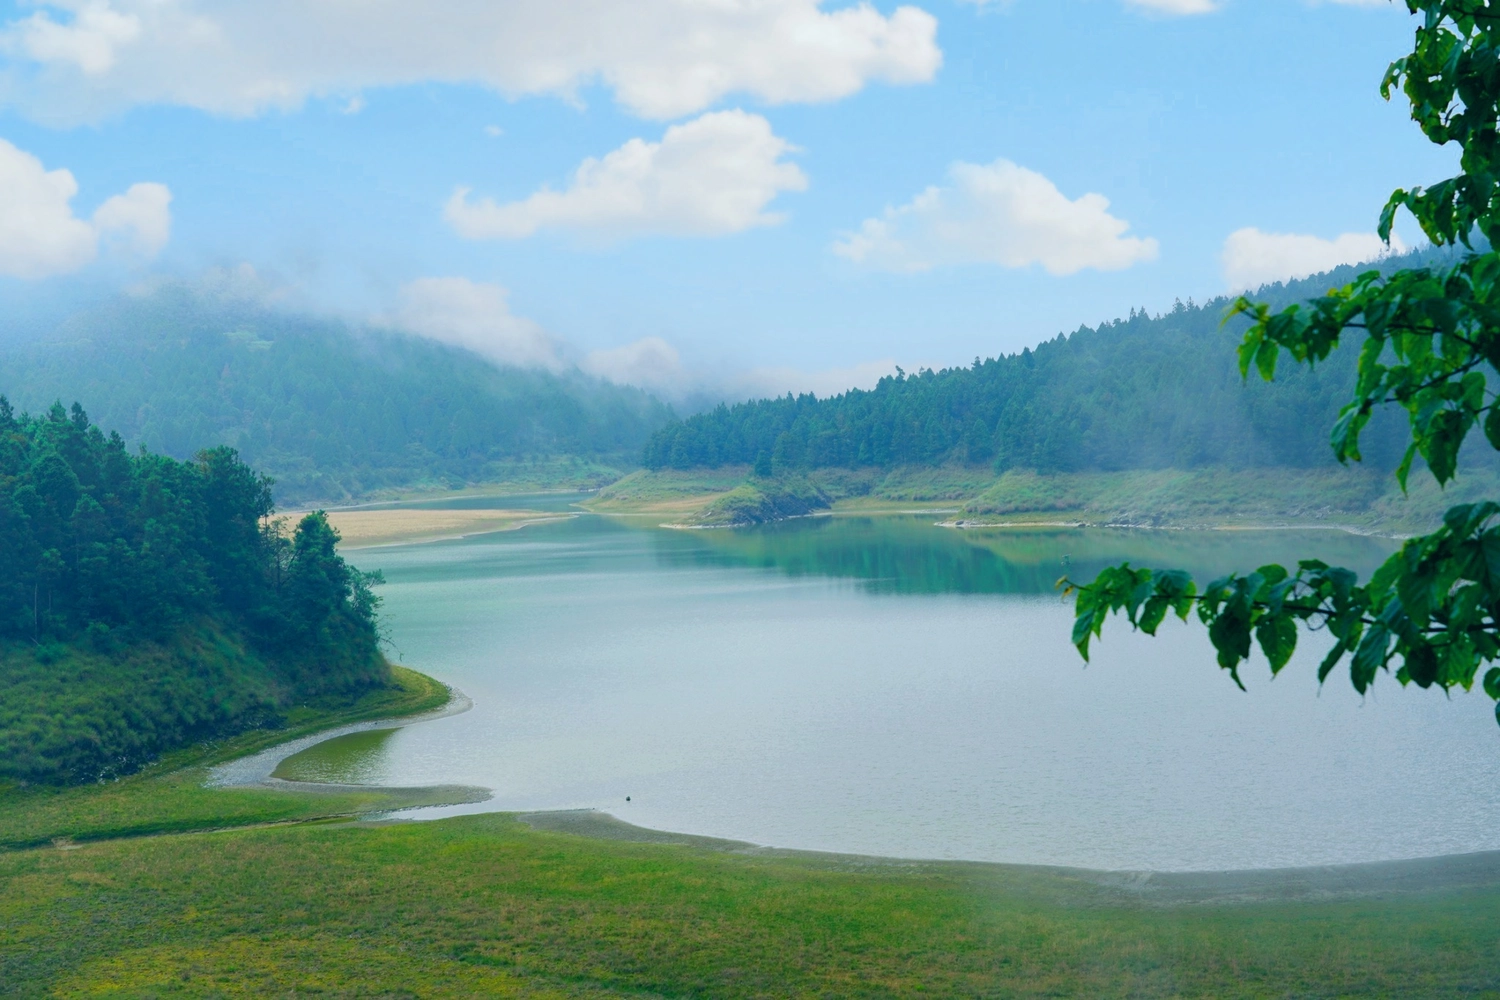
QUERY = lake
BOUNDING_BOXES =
[307,499,1500,871]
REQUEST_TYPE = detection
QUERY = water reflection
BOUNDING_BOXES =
[647,515,1397,595]
[273,728,399,784]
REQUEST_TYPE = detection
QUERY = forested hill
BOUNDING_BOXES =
[644,250,1460,475]
[0,288,674,504]
[0,401,388,785]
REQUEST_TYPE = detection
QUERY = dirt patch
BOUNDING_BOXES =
[283,508,570,548]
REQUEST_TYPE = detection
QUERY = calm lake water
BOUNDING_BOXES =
[313,498,1500,871]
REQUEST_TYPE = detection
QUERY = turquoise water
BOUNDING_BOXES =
[337,506,1500,871]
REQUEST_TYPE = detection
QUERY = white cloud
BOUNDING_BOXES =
[381,280,904,405]
[1125,0,1218,13]
[93,181,172,258]
[1221,227,1405,292]
[389,277,562,370]
[445,110,807,242]
[834,158,1158,275]
[582,337,688,393]
[0,138,170,279]
[13,0,141,75]
[0,0,941,123]
[961,0,1217,11]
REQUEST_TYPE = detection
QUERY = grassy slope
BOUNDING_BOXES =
[0,666,452,849]
[585,467,754,515]
[586,465,1500,533]
[676,477,831,527]
[3,811,1497,998]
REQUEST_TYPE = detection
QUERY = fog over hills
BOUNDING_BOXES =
[645,247,1463,476]
[0,247,1465,507]
[0,284,674,504]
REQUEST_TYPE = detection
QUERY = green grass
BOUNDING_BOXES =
[0,665,453,850]
[3,811,1498,998]
[585,467,753,512]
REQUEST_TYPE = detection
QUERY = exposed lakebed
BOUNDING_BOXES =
[292,495,1500,871]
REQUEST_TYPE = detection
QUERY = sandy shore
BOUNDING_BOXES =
[282,508,572,548]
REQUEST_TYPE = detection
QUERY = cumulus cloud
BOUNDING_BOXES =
[388,277,562,370]
[834,158,1157,275]
[93,181,172,258]
[0,138,170,279]
[0,0,941,123]
[445,111,807,243]
[1221,227,1405,292]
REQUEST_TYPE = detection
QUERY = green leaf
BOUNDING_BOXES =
[1071,609,1097,662]
[1396,443,1418,493]
[1351,627,1391,694]
[1403,642,1439,688]
[1207,606,1252,674]
[1318,639,1348,684]
[1255,614,1298,675]
[1137,596,1170,637]
[1483,666,1500,701]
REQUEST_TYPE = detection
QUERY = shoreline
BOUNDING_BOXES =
[280,507,576,550]
[337,514,574,550]
[507,809,1500,905]
[938,517,1413,539]
[240,706,1500,898]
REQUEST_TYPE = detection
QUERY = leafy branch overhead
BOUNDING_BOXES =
[1065,0,1500,725]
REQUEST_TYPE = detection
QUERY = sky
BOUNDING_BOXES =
[0,0,1458,401]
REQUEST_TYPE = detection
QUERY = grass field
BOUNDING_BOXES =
[584,467,754,516]
[2,663,1498,997]
[5,808,1499,997]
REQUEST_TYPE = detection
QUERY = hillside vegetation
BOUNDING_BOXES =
[0,286,674,504]
[0,400,388,785]
[643,251,1467,477]
[677,476,832,527]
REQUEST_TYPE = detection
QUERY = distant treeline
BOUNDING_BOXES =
[0,400,386,784]
[0,287,675,503]
[642,253,1464,475]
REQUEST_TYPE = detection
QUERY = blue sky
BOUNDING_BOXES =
[0,0,1455,399]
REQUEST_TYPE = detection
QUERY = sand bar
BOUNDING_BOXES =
[283,508,571,548]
